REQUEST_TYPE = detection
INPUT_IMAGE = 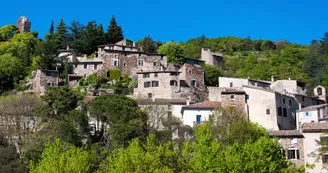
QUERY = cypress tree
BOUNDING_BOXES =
[106,15,124,44]
[55,19,68,49]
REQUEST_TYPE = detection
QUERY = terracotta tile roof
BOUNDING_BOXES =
[301,122,328,132]
[268,130,303,137]
[137,98,195,105]
[221,88,246,94]
[298,104,328,111]
[182,101,221,109]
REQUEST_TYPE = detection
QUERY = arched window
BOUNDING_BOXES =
[317,87,323,95]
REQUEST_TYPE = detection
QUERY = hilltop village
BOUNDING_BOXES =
[1,16,328,172]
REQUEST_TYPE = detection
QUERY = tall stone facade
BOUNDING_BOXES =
[16,16,31,33]
[32,70,59,95]
[201,48,223,68]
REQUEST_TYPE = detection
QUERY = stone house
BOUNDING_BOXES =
[180,101,221,127]
[133,62,205,101]
[16,16,31,33]
[201,48,223,68]
[268,130,304,168]
[296,104,328,130]
[209,77,326,130]
[32,69,59,95]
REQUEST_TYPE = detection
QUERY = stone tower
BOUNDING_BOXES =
[16,16,31,33]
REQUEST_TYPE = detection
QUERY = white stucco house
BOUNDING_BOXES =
[181,101,221,127]
[296,104,328,130]
[301,122,328,173]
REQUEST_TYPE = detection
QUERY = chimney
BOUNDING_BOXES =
[186,96,191,105]
[288,78,291,80]
[271,75,274,82]
[247,76,250,79]
[133,42,136,47]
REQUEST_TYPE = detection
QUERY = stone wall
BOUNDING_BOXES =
[72,62,103,77]
[16,16,31,33]
[221,93,246,108]
[201,48,223,67]
[102,51,167,77]
[179,64,205,91]
[32,70,59,95]
[278,137,304,168]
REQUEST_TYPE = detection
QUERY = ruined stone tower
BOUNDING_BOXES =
[16,16,31,33]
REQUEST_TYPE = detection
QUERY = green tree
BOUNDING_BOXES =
[202,64,222,86]
[106,15,124,44]
[0,53,24,93]
[55,19,69,49]
[35,39,60,70]
[29,139,92,173]
[0,24,19,41]
[88,94,147,148]
[0,134,25,173]
[41,86,83,116]
[45,20,55,41]
[157,41,184,64]
[101,135,178,173]
[140,35,157,54]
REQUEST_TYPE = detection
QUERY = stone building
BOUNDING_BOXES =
[201,48,223,68]
[32,69,59,95]
[16,16,31,33]
[268,130,304,168]
[209,77,326,130]
[133,64,205,101]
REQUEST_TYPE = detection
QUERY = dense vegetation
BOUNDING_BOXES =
[0,16,327,172]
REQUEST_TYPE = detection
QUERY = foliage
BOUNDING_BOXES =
[202,64,222,86]
[55,19,69,49]
[158,41,184,64]
[108,69,121,81]
[101,135,178,173]
[0,134,25,173]
[40,86,83,116]
[139,35,157,53]
[88,94,147,148]
[106,15,124,44]
[0,24,19,41]
[29,139,92,173]
[0,53,24,93]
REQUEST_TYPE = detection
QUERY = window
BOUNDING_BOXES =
[318,87,323,95]
[291,138,298,144]
[323,154,328,163]
[278,107,282,116]
[114,60,118,66]
[74,64,78,68]
[283,108,287,117]
[160,56,164,60]
[170,80,177,86]
[289,100,292,105]
[152,81,159,87]
[170,72,177,76]
[302,96,305,102]
[191,80,198,87]
[287,149,300,160]
[305,112,310,116]
[94,64,97,69]
[143,73,150,78]
[46,82,52,87]
[154,73,158,77]
[147,93,152,99]
[153,62,157,67]
[230,82,233,87]
[196,115,201,124]
[114,55,117,58]
[84,64,87,69]
[188,70,192,75]
[266,109,270,115]
[123,62,126,67]
[245,95,249,100]
[283,98,286,104]
[231,95,235,100]
[138,59,143,66]
[144,82,151,88]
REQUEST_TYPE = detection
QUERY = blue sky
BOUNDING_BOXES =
[1,0,327,44]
